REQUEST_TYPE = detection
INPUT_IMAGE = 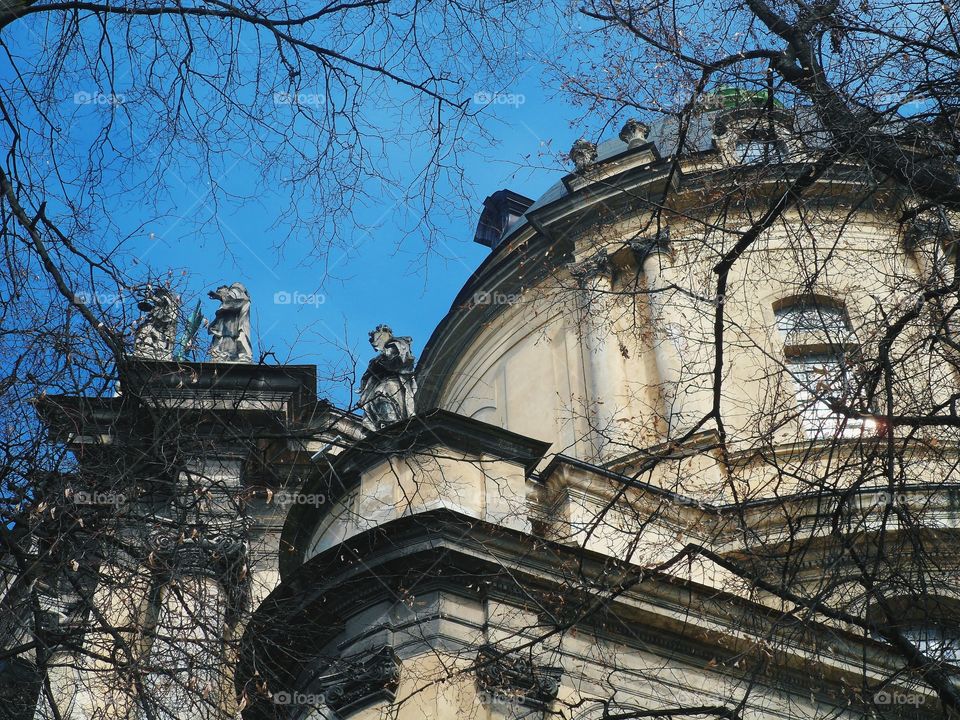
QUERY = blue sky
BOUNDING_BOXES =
[4,0,936,412]
[0,5,596,408]
[134,78,584,405]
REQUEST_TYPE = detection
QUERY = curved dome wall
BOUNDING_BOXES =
[417,108,948,482]
[242,106,960,720]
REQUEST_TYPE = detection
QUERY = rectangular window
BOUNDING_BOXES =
[735,138,784,164]
[786,354,869,438]
[776,300,873,439]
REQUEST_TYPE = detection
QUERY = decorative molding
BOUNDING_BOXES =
[147,524,246,579]
[903,214,954,249]
[475,644,562,710]
[309,646,401,717]
[628,228,671,266]
[569,250,611,288]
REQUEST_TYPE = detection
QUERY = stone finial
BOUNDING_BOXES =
[619,118,650,148]
[208,283,252,362]
[359,325,417,431]
[133,284,180,360]
[568,139,598,171]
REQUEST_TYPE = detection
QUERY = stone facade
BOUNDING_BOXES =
[11,105,960,720]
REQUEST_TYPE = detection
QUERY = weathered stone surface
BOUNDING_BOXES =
[359,324,416,431]
[133,285,180,360]
[208,282,252,362]
[568,139,598,170]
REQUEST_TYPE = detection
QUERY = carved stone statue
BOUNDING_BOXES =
[208,283,252,363]
[359,325,417,431]
[133,285,180,360]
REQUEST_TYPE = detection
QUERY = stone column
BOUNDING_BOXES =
[33,545,156,720]
[80,552,154,720]
[641,239,715,437]
[144,456,246,720]
[906,219,960,378]
[144,572,230,720]
[571,251,628,463]
[33,589,92,720]
[34,654,89,720]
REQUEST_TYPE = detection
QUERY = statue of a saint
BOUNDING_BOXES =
[359,325,417,431]
[132,285,180,360]
[208,283,252,363]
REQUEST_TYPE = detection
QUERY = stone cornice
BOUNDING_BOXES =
[279,409,552,577]
[540,453,960,561]
[36,360,323,447]
[725,434,960,469]
[539,453,718,515]
[238,508,918,720]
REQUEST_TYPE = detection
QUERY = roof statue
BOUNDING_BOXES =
[208,283,252,363]
[132,284,180,360]
[618,118,650,148]
[568,138,598,170]
[359,324,416,431]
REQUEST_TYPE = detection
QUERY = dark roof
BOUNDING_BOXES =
[496,106,842,246]
[472,189,534,249]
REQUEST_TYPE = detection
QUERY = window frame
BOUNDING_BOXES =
[774,297,871,439]
[714,106,799,166]
[734,133,786,165]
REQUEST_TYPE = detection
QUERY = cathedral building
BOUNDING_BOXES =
[13,97,960,719]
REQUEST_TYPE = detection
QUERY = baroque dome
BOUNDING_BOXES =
[417,101,870,473]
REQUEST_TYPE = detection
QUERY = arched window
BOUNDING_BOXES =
[902,624,960,663]
[714,106,795,166]
[774,297,870,439]
[735,129,786,164]
[869,597,960,665]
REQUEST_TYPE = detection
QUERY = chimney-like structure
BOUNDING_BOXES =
[472,189,534,249]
